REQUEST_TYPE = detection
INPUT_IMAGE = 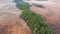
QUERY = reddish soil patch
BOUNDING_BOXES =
[30,5,60,34]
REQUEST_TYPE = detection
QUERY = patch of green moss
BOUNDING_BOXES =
[16,1,54,34]
[21,9,54,34]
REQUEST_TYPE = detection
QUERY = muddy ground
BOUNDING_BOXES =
[0,0,31,34]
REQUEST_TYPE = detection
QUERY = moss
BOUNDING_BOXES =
[16,1,54,34]
[21,9,54,34]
